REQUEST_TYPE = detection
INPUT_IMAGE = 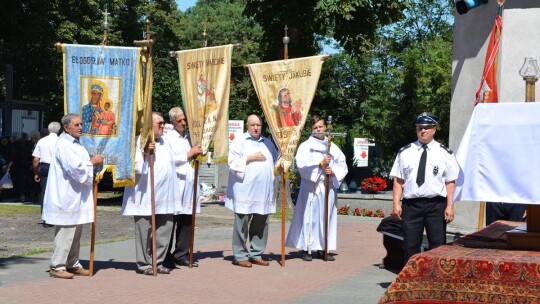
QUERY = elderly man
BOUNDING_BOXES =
[42,114,103,279]
[390,112,460,263]
[122,112,181,275]
[32,121,61,227]
[163,107,203,268]
[225,114,278,267]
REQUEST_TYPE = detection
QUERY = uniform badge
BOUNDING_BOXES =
[433,166,439,175]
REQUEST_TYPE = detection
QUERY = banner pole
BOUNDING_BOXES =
[281,169,286,266]
[89,9,110,276]
[279,25,290,267]
[89,181,98,276]
[189,160,200,268]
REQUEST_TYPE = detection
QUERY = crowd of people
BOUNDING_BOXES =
[20,110,523,279]
[0,130,46,203]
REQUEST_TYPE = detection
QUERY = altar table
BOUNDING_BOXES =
[379,221,540,303]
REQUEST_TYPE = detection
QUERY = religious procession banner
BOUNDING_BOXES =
[247,55,326,174]
[174,45,232,164]
[62,44,141,186]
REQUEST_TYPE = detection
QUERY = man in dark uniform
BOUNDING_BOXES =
[390,112,460,263]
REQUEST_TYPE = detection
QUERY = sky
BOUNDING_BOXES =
[177,0,197,11]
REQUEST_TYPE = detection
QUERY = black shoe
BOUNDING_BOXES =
[317,250,335,261]
[176,258,199,268]
[301,251,312,261]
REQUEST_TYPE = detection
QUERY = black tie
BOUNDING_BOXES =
[416,144,427,186]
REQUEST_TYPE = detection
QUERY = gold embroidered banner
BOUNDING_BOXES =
[247,56,326,174]
[175,45,232,163]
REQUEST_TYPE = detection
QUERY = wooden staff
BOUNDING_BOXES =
[187,21,208,268]
[134,19,157,276]
[189,160,199,268]
[89,181,98,276]
[280,25,290,267]
[323,116,333,261]
[281,167,286,266]
[149,145,157,276]
[89,8,110,276]
[478,201,485,230]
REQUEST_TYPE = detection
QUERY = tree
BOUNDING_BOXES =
[175,0,265,121]
[244,0,405,60]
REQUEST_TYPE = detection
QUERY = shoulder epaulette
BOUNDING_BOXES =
[440,144,453,154]
[398,144,411,154]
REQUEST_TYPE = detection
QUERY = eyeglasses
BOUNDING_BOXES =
[155,121,165,126]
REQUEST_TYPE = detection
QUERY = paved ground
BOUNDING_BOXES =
[0,203,399,304]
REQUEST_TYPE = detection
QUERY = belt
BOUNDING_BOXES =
[403,196,445,203]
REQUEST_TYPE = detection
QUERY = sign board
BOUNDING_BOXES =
[353,138,375,167]
[228,120,244,144]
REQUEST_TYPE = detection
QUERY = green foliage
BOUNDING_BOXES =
[244,0,405,60]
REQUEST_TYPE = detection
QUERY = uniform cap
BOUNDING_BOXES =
[415,112,439,126]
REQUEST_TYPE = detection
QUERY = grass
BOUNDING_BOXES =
[0,204,40,216]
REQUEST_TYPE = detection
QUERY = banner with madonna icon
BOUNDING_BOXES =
[62,44,141,186]
[246,55,326,175]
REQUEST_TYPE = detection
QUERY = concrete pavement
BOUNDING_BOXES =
[0,203,398,304]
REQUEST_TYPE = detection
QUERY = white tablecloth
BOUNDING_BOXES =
[454,102,540,204]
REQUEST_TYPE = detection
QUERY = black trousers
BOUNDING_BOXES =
[401,196,447,263]
[38,163,50,216]
[169,214,192,261]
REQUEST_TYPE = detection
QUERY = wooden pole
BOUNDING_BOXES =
[89,181,98,276]
[89,8,109,277]
[189,160,200,268]
[323,147,330,262]
[323,116,333,262]
[281,169,286,266]
[478,201,485,230]
[279,25,289,268]
[149,150,157,276]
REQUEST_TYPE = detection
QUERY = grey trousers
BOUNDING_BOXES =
[134,214,173,271]
[232,213,268,262]
[50,224,83,270]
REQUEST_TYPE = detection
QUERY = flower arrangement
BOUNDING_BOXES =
[338,204,350,215]
[360,175,387,193]
[352,208,385,218]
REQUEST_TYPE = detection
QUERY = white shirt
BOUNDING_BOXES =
[390,139,459,199]
[122,136,182,216]
[163,130,200,214]
[32,133,59,164]
[225,132,278,215]
[42,132,94,225]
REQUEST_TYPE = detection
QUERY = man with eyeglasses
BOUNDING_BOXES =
[122,112,182,275]
[389,112,460,263]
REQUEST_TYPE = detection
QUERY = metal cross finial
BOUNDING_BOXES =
[202,20,208,47]
[102,7,110,45]
[102,8,110,27]
[283,25,289,60]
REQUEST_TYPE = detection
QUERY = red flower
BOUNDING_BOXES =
[360,175,387,192]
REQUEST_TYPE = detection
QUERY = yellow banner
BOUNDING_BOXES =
[247,56,326,174]
[175,45,232,163]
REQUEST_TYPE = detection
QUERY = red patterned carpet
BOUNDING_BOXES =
[379,221,540,304]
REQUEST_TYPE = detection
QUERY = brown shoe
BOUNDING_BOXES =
[67,267,90,276]
[249,258,270,266]
[50,269,74,279]
[233,260,252,268]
